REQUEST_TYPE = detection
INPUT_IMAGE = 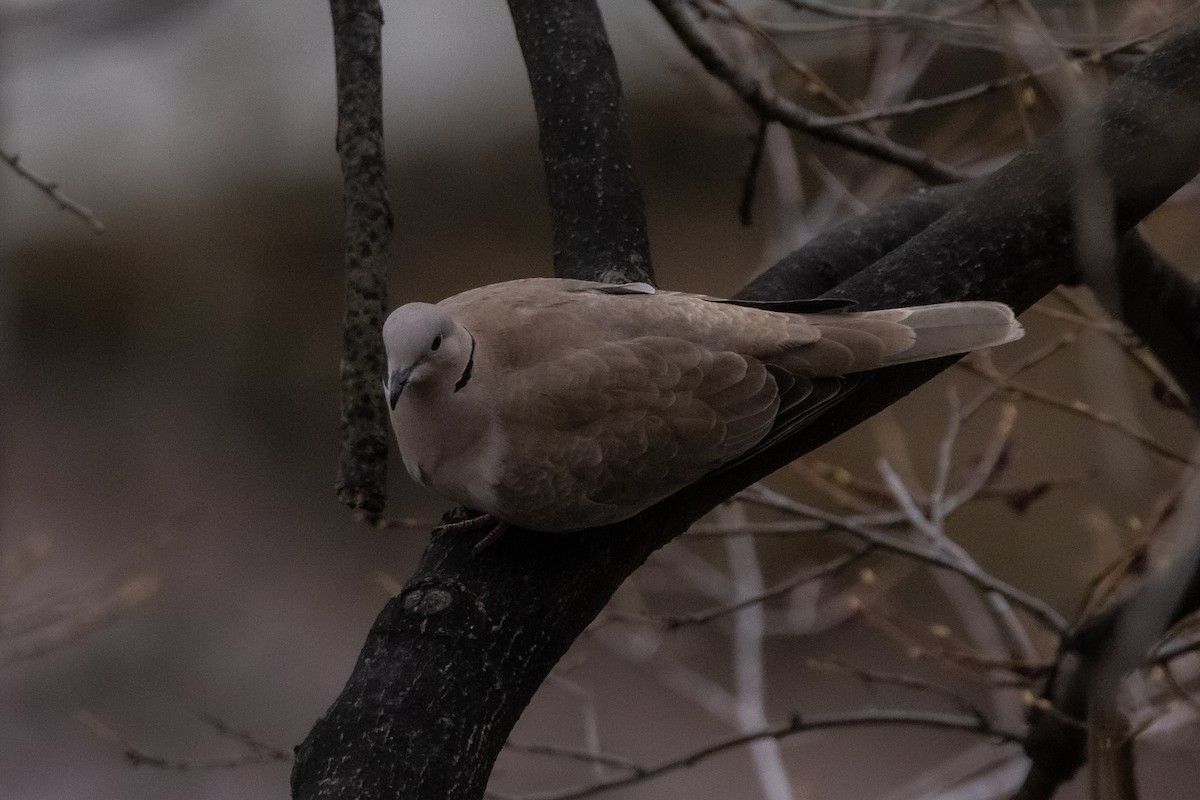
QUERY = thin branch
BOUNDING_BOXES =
[862,603,1049,683]
[878,400,1041,707]
[807,657,989,721]
[1028,304,1123,332]
[707,0,857,116]
[1056,281,1198,417]
[490,710,1024,800]
[1,147,104,232]
[947,401,1019,509]
[960,360,1198,466]
[660,545,867,628]
[648,0,968,184]
[742,486,1069,633]
[958,332,1080,421]
[683,508,910,537]
[501,740,642,774]
[800,17,1185,128]
[79,711,291,771]
[793,459,895,509]
[739,119,770,226]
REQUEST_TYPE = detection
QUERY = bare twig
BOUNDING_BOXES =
[960,359,1197,465]
[948,401,1019,507]
[707,0,857,116]
[863,603,1048,683]
[797,17,1184,128]
[958,333,1080,421]
[807,657,989,720]
[660,545,867,628]
[1028,304,1123,333]
[649,0,967,184]
[489,709,1024,800]
[789,459,888,512]
[1054,286,1196,417]
[741,485,1069,632]
[684,509,909,537]
[878,403,1040,694]
[1,146,104,232]
[501,740,642,774]
[79,711,291,770]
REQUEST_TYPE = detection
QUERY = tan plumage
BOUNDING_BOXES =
[382,278,1022,532]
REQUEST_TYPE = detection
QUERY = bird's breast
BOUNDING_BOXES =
[391,389,502,514]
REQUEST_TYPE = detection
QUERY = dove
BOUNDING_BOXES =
[382,278,1022,538]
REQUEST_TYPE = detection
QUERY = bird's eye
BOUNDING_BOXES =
[431,335,442,351]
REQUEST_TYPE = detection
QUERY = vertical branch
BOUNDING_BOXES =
[506,0,654,284]
[724,505,796,800]
[331,0,393,513]
[1116,234,1200,408]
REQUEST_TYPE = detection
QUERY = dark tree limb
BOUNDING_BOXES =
[1117,233,1200,409]
[738,183,971,300]
[294,17,1200,800]
[507,0,654,284]
[331,0,393,514]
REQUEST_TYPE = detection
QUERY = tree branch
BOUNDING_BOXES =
[738,183,969,299]
[491,709,1024,800]
[1116,233,1200,409]
[330,0,393,514]
[506,0,653,284]
[647,0,967,184]
[293,17,1200,800]
[1,146,105,233]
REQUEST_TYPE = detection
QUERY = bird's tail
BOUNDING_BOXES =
[878,301,1023,366]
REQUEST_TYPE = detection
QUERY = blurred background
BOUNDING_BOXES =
[3,1,1200,798]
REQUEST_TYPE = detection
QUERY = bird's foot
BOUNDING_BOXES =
[433,513,510,556]
[470,521,510,556]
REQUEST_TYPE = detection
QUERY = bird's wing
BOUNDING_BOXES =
[489,335,806,529]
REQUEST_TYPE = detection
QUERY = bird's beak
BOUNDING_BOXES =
[387,367,412,410]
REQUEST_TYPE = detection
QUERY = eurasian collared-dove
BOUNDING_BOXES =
[382,278,1022,534]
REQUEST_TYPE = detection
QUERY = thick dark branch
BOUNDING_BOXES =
[1117,233,1200,408]
[294,21,1200,800]
[738,183,970,300]
[507,0,653,284]
[331,0,392,513]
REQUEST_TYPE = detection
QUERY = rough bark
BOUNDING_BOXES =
[506,0,653,284]
[331,0,392,513]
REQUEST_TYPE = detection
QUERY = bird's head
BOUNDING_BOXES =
[381,303,472,410]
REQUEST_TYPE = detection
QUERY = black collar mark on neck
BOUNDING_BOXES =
[454,334,476,393]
